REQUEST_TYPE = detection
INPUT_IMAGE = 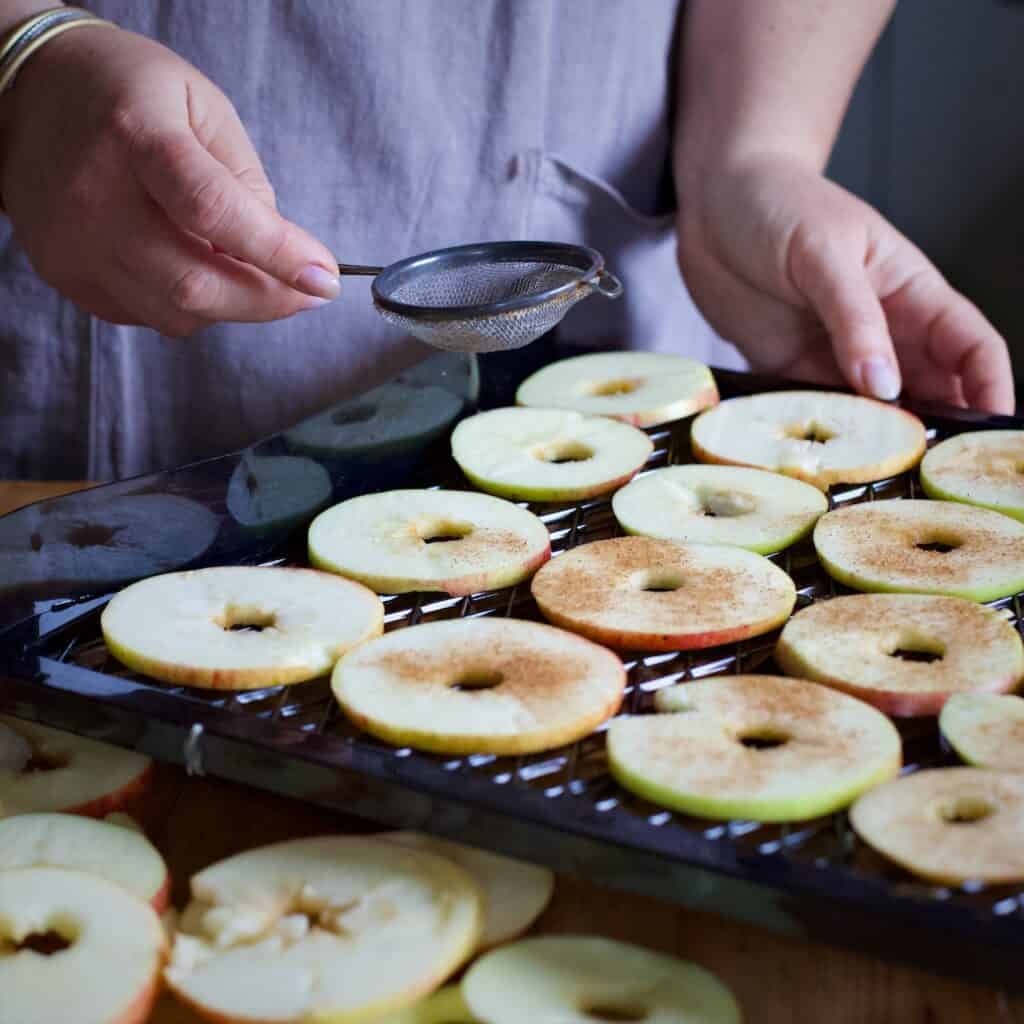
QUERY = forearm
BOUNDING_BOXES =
[674,0,895,195]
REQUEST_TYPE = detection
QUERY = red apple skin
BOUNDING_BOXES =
[516,383,720,428]
[60,762,156,820]
[113,966,165,1024]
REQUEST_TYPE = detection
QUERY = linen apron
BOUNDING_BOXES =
[0,0,743,480]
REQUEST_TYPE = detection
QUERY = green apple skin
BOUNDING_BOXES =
[919,471,1024,524]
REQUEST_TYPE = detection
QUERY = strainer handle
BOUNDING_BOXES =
[592,269,623,299]
[337,263,384,276]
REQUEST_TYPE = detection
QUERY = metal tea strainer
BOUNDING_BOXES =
[337,241,623,353]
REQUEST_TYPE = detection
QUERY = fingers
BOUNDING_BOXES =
[131,130,340,300]
[884,269,1015,415]
[201,104,278,212]
[790,234,902,401]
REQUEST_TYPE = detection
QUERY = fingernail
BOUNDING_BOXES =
[296,264,340,300]
[861,357,901,401]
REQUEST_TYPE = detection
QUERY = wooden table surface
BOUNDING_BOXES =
[2,480,1021,1024]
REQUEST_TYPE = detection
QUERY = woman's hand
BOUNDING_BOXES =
[0,26,340,336]
[677,154,1014,413]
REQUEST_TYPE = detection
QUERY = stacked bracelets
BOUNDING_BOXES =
[0,5,116,96]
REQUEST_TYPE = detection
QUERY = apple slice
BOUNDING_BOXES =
[531,536,796,651]
[450,407,653,502]
[691,390,926,490]
[226,453,333,532]
[308,489,551,596]
[920,430,1024,522]
[164,836,482,1023]
[380,831,554,950]
[813,499,1024,602]
[775,594,1024,716]
[0,716,153,818]
[515,351,719,427]
[850,767,1024,885]
[940,693,1024,771]
[332,618,626,756]
[0,812,169,912]
[375,985,477,1023]
[102,566,384,690]
[0,866,166,1024]
[612,464,827,554]
[463,935,741,1024]
[607,675,901,822]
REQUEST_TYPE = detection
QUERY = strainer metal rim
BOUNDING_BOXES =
[370,240,605,322]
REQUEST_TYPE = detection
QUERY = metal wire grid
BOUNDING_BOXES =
[36,416,1024,924]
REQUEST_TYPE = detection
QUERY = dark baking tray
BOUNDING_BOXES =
[2,340,1023,990]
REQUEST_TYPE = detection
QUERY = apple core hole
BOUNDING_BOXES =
[24,750,70,773]
[583,377,644,397]
[1,918,78,958]
[632,569,685,593]
[738,729,789,751]
[939,797,994,825]
[66,523,123,548]
[582,1004,649,1022]
[449,669,504,692]
[531,440,595,464]
[915,537,961,554]
[783,421,835,444]
[700,490,758,518]
[216,607,277,634]
[413,518,474,544]
[331,403,378,426]
[890,646,944,664]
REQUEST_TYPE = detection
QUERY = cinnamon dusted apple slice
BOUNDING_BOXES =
[612,464,827,554]
[516,351,719,427]
[0,866,166,1024]
[450,407,653,502]
[0,716,152,818]
[813,499,1024,601]
[165,836,482,1023]
[463,936,741,1024]
[607,675,901,822]
[332,618,625,756]
[940,694,1024,771]
[776,594,1024,716]
[308,489,551,595]
[850,767,1024,885]
[102,566,384,690]
[920,430,1024,522]
[0,813,170,912]
[381,831,554,950]
[691,390,926,490]
[531,537,795,651]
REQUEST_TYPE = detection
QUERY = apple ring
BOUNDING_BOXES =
[102,566,384,690]
[776,594,1024,716]
[332,618,626,755]
[608,675,902,822]
[850,767,1024,885]
[813,499,1024,602]
[940,694,1024,772]
[451,407,653,501]
[691,390,926,490]
[531,536,796,651]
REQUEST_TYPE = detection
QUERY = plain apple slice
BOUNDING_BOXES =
[531,536,796,651]
[813,499,1024,601]
[776,594,1024,716]
[0,812,169,912]
[380,831,554,950]
[940,693,1024,771]
[608,675,901,822]
[375,985,477,1023]
[333,618,626,756]
[515,351,719,427]
[450,407,653,502]
[850,767,1024,884]
[165,836,483,1023]
[0,866,166,1024]
[920,430,1024,522]
[226,453,333,532]
[308,489,551,595]
[102,566,384,690]
[0,716,153,818]
[463,935,741,1024]
[612,464,827,554]
[691,390,926,490]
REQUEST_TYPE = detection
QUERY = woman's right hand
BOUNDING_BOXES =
[0,25,340,336]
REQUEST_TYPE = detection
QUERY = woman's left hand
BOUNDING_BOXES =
[677,154,1014,414]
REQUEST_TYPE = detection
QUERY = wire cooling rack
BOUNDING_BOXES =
[4,371,1024,989]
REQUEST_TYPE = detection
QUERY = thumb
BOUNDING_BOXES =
[794,242,902,401]
[133,131,340,300]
